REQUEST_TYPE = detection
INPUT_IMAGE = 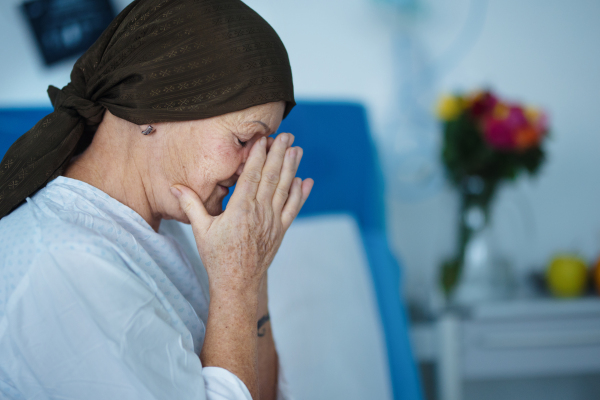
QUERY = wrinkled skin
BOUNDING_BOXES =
[168,101,313,294]
[64,101,313,400]
[169,102,313,400]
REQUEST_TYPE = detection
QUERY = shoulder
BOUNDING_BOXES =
[0,198,156,322]
[0,194,136,312]
[0,191,123,261]
[0,212,156,332]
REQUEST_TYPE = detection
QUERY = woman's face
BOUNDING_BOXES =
[156,101,286,221]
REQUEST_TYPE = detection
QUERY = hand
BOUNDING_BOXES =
[171,133,313,297]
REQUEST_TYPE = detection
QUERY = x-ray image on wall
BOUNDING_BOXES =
[21,0,116,66]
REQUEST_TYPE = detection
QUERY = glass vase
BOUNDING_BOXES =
[451,204,516,305]
[441,176,517,305]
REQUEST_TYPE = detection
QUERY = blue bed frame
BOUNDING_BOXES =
[0,102,423,400]
[278,102,423,400]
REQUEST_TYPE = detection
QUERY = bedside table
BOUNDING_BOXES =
[412,298,600,400]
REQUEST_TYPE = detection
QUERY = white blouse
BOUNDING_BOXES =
[0,176,282,400]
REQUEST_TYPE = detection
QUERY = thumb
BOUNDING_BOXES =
[170,185,212,233]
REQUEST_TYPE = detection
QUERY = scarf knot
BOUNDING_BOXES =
[48,84,105,126]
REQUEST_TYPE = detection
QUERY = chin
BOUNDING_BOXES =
[204,194,225,216]
[206,203,224,216]
[205,185,230,215]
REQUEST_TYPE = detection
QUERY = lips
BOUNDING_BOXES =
[218,185,229,194]
[218,176,238,191]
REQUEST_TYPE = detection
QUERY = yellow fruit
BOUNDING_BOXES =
[593,257,600,295]
[546,255,588,298]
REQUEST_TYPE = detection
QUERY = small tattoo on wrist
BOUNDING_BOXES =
[257,313,270,337]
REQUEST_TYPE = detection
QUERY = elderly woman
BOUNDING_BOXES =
[0,0,312,399]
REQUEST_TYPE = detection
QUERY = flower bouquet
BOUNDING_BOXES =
[437,90,549,299]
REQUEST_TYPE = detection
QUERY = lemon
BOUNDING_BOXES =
[546,255,588,298]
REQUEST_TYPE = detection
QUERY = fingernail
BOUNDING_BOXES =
[261,137,267,146]
[170,186,182,198]
[287,148,296,159]
[281,133,288,144]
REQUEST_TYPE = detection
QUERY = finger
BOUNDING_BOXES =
[171,185,212,234]
[256,133,292,205]
[300,178,314,209]
[267,133,294,152]
[281,177,303,230]
[286,133,295,147]
[230,136,267,204]
[272,146,302,214]
[281,177,313,230]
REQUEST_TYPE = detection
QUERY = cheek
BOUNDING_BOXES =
[205,144,243,181]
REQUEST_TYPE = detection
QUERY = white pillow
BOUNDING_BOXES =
[268,214,392,400]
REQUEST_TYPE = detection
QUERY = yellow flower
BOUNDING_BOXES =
[524,106,540,123]
[436,94,464,121]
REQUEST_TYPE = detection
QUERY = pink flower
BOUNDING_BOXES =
[505,106,528,130]
[439,89,549,152]
[483,117,516,150]
[482,104,547,151]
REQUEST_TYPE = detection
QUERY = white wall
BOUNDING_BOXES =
[1,0,76,106]
[388,0,600,309]
[251,0,600,310]
[211,0,600,310]
[2,0,600,311]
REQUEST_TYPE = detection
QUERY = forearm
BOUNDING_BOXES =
[257,276,278,400]
[172,129,310,399]
[200,278,278,400]
[201,290,260,399]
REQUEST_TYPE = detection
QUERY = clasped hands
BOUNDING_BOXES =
[172,132,313,298]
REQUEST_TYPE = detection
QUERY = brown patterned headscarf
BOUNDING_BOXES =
[0,0,295,219]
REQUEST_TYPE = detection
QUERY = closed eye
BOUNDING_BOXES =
[238,138,248,147]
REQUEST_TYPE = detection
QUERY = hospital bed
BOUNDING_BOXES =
[0,102,423,400]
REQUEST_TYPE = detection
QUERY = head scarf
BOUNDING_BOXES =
[0,0,295,219]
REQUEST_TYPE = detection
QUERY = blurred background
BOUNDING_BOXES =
[2,0,600,399]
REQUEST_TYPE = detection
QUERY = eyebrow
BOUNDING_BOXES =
[250,120,271,133]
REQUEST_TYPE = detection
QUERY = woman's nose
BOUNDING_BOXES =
[236,162,245,176]
[238,144,254,174]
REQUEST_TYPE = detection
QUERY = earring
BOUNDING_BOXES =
[141,125,155,135]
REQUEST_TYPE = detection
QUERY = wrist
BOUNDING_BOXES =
[210,289,259,313]
[258,273,269,316]
[209,275,261,302]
